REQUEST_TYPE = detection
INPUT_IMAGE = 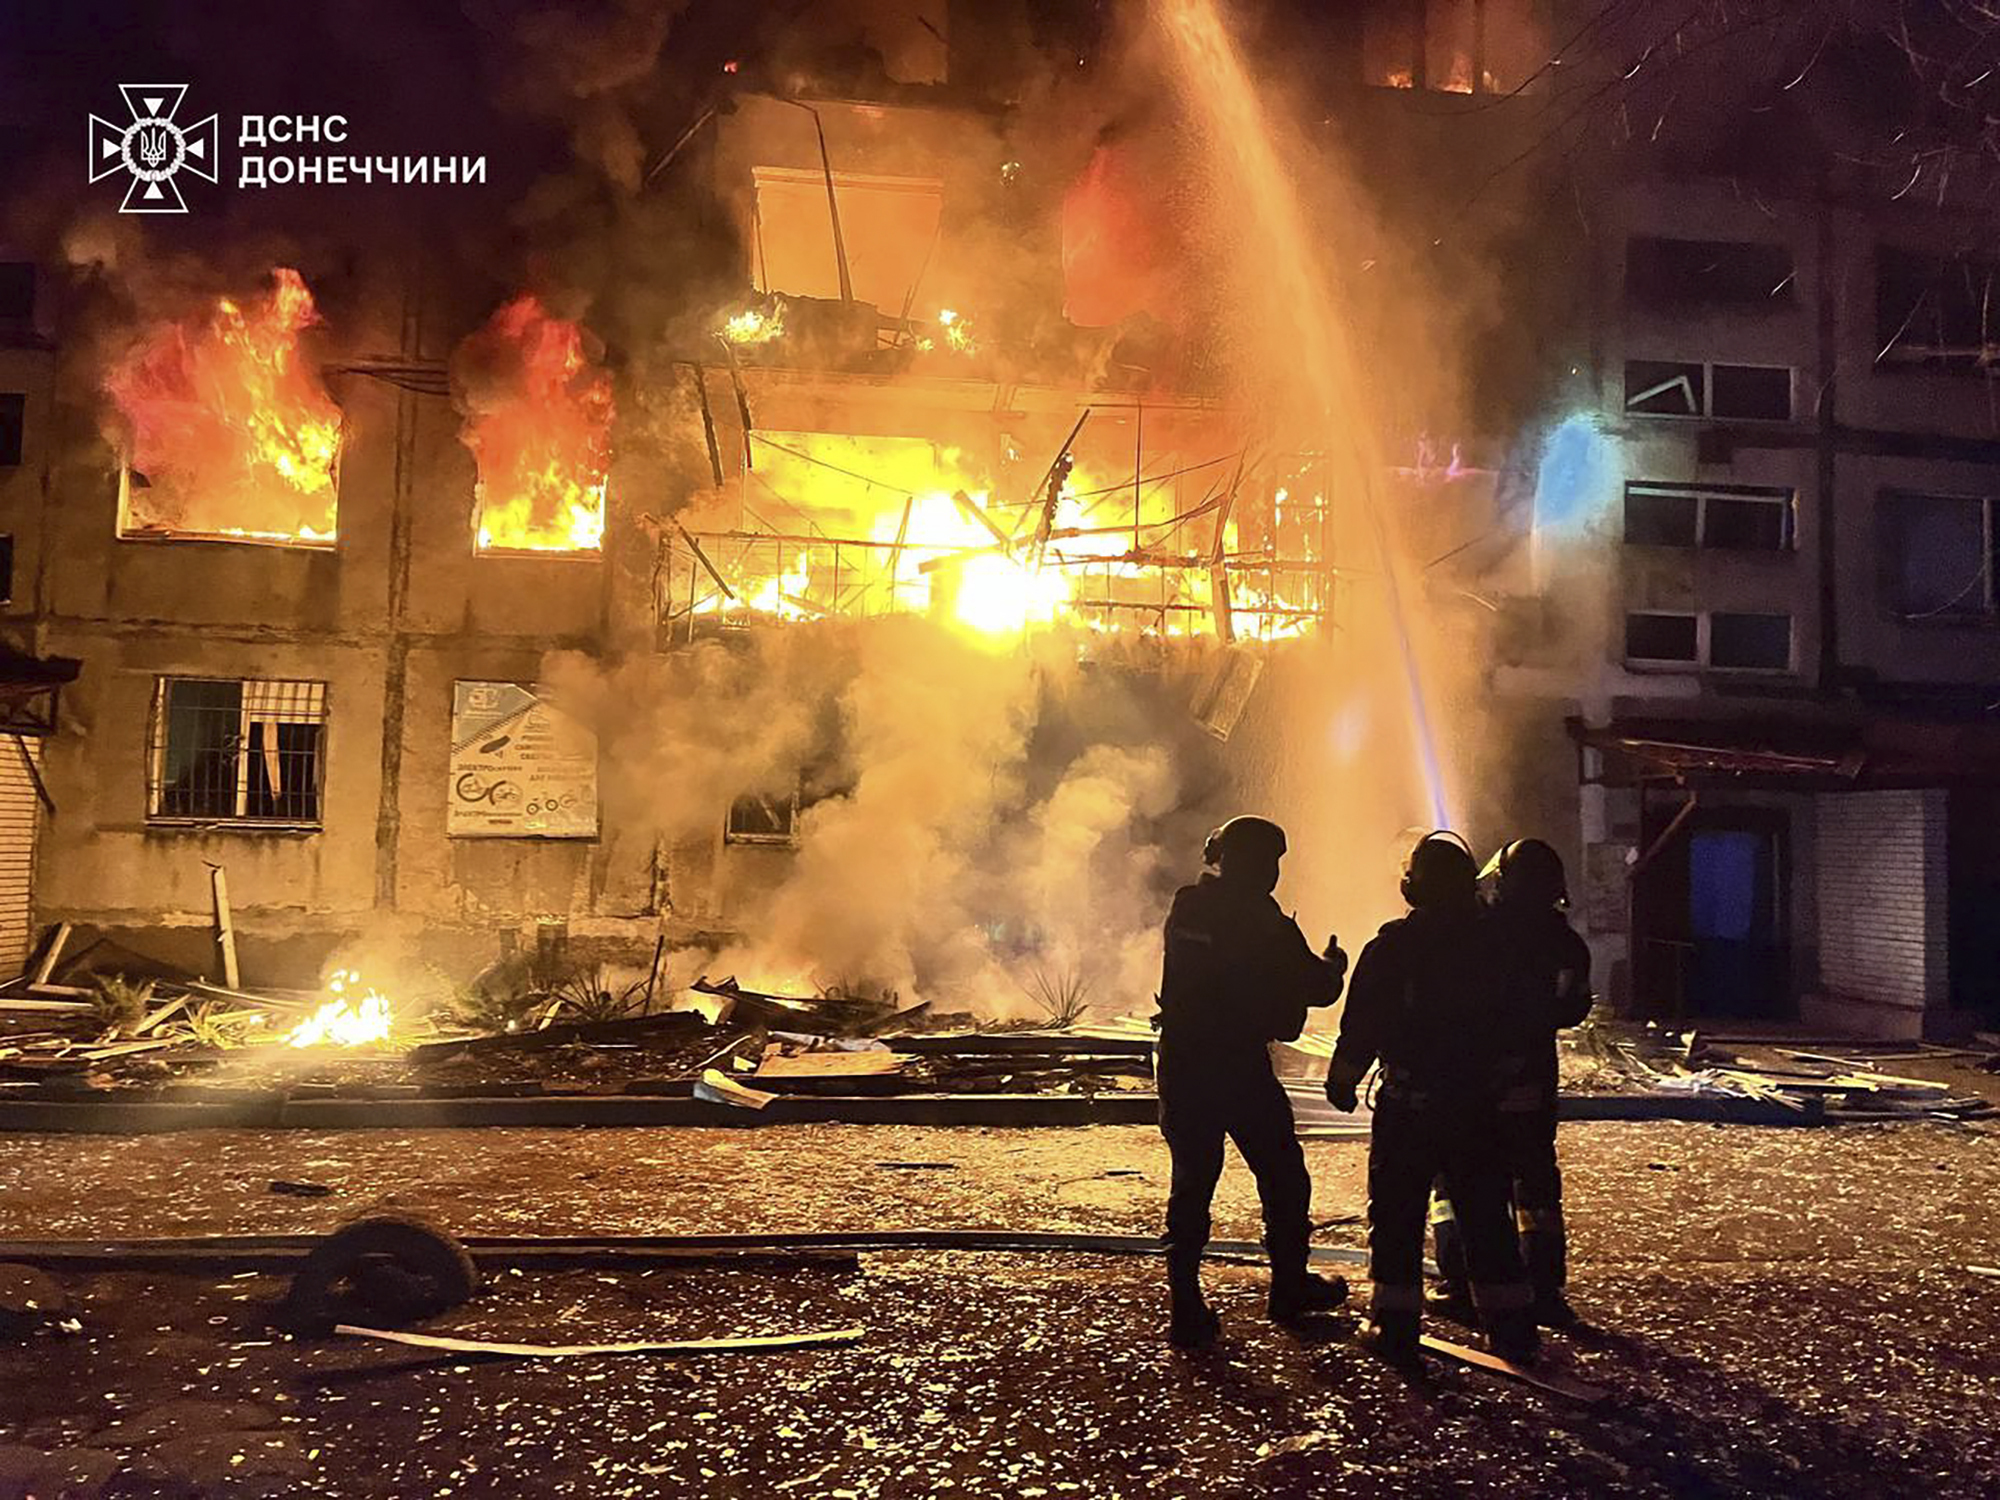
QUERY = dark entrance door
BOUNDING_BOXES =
[1634,802,1789,1019]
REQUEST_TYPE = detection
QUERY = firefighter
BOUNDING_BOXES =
[1431,838,1594,1326]
[1325,832,1540,1366]
[1156,815,1350,1348]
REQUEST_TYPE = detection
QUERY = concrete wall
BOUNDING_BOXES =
[1809,789,1950,1038]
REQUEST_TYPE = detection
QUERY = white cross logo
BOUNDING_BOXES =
[88,85,219,215]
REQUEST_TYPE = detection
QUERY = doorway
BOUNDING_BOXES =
[1634,800,1790,1019]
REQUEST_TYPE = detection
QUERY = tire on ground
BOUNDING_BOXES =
[280,1211,479,1332]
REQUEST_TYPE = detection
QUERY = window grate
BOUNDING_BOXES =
[147,677,327,826]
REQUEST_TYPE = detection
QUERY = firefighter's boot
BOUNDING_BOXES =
[1358,1312,1422,1368]
[1268,1268,1349,1323]
[1167,1249,1220,1349]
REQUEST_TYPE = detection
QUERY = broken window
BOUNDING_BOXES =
[1624,361,1791,420]
[1625,611,1699,664]
[0,393,21,466]
[1626,237,1794,311]
[148,677,326,826]
[1879,492,1996,620]
[751,168,943,313]
[1876,246,2000,371]
[1625,483,1793,551]
[1708,612,1792,670]
[726,788,800,846]
[1363,0,1549,94]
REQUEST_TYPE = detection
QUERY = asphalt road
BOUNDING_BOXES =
[0,1117,1996,1497]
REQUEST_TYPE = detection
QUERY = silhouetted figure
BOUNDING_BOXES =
[1156,816,1349,1348]
[1326,832,1539,1366]
[1432,838,1594,1326]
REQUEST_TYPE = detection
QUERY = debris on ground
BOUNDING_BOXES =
[333,1322,864,1358]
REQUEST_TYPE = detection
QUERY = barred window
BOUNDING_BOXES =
[148,677,327,826]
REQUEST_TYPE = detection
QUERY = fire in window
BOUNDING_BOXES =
[106,269,342,546]
[1363,0,1548,94]
[1879,492,1997,620]
[751,167,943,313]
[456,297,612,554]
[148,677,326,826]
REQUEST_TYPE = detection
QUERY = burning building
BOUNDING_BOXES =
[0,0,1996,1039]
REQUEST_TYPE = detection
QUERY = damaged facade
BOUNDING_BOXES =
[0,1,1995,1035]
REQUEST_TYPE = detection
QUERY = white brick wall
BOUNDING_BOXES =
[1814,790,1948,1012]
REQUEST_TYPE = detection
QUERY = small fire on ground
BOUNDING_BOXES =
[285,969,393,1048]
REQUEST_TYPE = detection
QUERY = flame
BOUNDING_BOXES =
[672,432,1330,642]
[105,268,342,543]
[937,308,976,353]
[1438,51,1475,94]
[721,305,784,346]
[285,969,393,1048]
[460,296,613,552]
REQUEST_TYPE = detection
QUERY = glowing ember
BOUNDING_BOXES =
[105,268,342,543]
[285,969,393,1048]
[721,305,784,345]
[936,308,976,353]
[458,295,613,553]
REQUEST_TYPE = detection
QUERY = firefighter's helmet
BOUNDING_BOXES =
[1203,815,1288,867]
[1401,830,1478,909]
[1480,837,1568,908]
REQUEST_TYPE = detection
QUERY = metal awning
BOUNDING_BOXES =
[0,646,80,736]
[1569,715,2000,789]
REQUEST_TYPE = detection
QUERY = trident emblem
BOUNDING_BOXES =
[88,85,218,214]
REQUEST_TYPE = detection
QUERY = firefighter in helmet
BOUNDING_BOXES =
[1430,838,1593,1326]
[1156,815,1350,1348]
[1325,831,1539,1366]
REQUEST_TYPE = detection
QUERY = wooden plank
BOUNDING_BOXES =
[1419,1336,1611,1404]
[209,865,240,990]
[755,1050,907,1079]
[887,1032,1154,1057]
[30,922,70,987]
[335,1323,864,1358]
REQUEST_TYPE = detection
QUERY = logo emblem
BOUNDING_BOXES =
[88,85,218,214]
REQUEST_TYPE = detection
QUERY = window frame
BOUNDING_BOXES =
[1878,489,1998,622]
[1623,360,1795,422]
[1625,235,1796,312]
[1623,482,1796,552]
[145,675,329,830]
[725,786,801,847]
[1623,609,1795,674]
[1361,0,1546,96]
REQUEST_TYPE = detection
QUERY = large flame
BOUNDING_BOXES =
[285,969,393,1048]
[460,296,613,552]
[105,268,342,543]
[670,430,1327,642]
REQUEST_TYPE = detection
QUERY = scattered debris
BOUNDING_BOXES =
[282,1214,479,1332]
[1418,1335,1611,1404]
[270,1180,334,1198]
[334,1322,864,1358]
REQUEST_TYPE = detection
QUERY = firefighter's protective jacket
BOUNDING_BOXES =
[1491,905,1593,1095]
[1330,901,1510,1096]
[1157,873,1343,1069]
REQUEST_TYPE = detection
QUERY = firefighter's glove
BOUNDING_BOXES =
[1325,1060,1363,1113]
[1322,935,1349,984]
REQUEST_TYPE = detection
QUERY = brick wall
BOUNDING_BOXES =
[1814,789,1948,1013]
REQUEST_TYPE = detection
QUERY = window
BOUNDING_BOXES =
[1363,0,1548,94]
[1878,492,1997,620]
[0,393,22,466]
[1625,611,1699,664]
[1709,612,1792,669]
[1624,483,1793,551]
[1626,238,1794,311]
[726,788,799,846]
[1625,611,1792,671]
[0,264,32,323]
[148,678,326,826]
[751,168,944,313]
[0,535,13,605]
[1624,360,1792,420]
[1876,246,2000,371]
